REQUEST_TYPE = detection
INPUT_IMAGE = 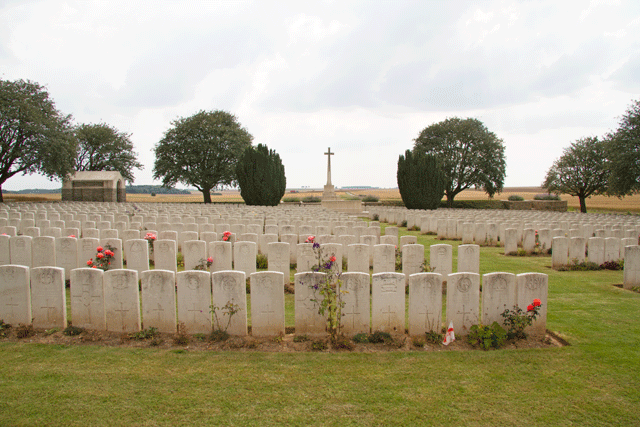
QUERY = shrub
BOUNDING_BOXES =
[468,322,507,350]
[129,327,159,341]
[508,195,524,201]
[236,143,286,206]
[302,196,321,203]
[557,260,602,271]
[425,330,443,344]
[602,260,624,270]
[311,340,327,351]
[362,195,379,202]
[293,335,309,343]
[16,324,35,339]
[282,197,300,203]
[534,193,560,200]
[397,150,446,210]
[352,333,369,343]
[63,325,84,336]
[256,253,268,269]
[501,300,542,340]
[0,320,11,338]
[368,331,393,344]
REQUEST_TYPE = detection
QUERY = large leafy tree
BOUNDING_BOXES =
[153,110,253,203]
[236,143,286,206]
[413,117,506,207]
[397,150,445,210]
[542,136,609,213]
[607,99,640,196]
[0,79,76,202]
[75,123,143,183]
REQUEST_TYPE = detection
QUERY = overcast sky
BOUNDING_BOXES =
[1,0,639,191]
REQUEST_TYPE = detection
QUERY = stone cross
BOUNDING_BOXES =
[324,147,334,186]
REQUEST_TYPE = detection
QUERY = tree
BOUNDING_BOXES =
[0,79,76,202]
[75,123,143,183]
[236,143,286,206]
[153,110,253,203]
[607,99,640,196]
[542,137,609,213]
[397,150,446,210]
[413,117,506,207]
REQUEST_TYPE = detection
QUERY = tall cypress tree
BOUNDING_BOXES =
[236,143,286,206]
[397,150,445,210]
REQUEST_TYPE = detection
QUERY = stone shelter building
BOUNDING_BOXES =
[61,171,126,202]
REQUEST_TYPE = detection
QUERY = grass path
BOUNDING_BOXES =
[1,227,639,426]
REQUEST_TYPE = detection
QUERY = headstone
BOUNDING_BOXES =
[154,239,177,273]
[399,235,417,249]
[341,272,370,335]
[268,242,290,285]
[516,273,548,338]
[183,240,207,271]
[373,244,395,274]
[56,237,78,278]
[104,269,141,332]
[0,235,10,265]
[481,272,516,327]
[233,241,257,276]
[30,267,67,329]
[140,270,177,333]
[347,244,369,273]
[430,244,452,280]
[0,265,31,324]
[10,236,32,267]
[281,234,298,264]
[446,272,480,336]
[210,241,233,272]
[211,270,248,336]
[32,236,56,267]
[462,223,474,244]
[296,243,316,274]
[623,245,640,290]
[70,267,106,330]
[408,272,443,336]
[101,238,123,269]
[250,271,285,336]
[371,272,405,333]
[321,243,343,273]
[569,237,586,263]
[552,237,569,268]
[294,272,327,336]
[605,237,621,262]
[588,237,605,265]
[125,239,149,274]
[402,244,424,284]
[176,270,212,334]
[457,244,480,274]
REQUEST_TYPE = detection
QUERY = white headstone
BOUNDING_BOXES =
[70,267,106,330]
[446,272,480,336]
[10,236,32,267]
[268,242,290,285]
[371,272,405,333]
[341,272,370,335]
[56,237,78,278]
[30,266,67,328]
[347,244,369,273]
[141,270,177,333]
[623,245,640,289]
[430,244,452,280]
[250,271,285,336]
[481,272,516,327]
[408,272,443,336]
[210,241,233,272]
[32,236,56,267]
[154,239,177,273]
[124,239,149,274]
[402,244,424,284]
[211,270,248,336]
[183,240,207,271]
[457,244,480,274]
[294,272,327,336]
[176,270,212,334]
[104,269,141,332]
[373,244,395,274]
[0,265,32,324]
[234,241,257,276]
[516,273,548,338]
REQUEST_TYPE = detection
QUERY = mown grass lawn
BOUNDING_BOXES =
[1,226,639,426]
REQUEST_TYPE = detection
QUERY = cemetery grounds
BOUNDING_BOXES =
[1,198,639,425]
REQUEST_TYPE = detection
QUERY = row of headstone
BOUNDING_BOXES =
[0,265,548,338]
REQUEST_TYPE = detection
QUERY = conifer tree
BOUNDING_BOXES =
[397,150,445,210]
[236,143,286,206]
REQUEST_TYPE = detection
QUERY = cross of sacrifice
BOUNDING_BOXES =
[324,147,334,186]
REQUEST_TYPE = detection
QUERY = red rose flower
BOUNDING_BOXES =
[105,250,114,257]
[527,304,534,312]
[329,256,336,262]
[96,246,103,252]
[207,257,213,263]
[86,260,93,266]
[533,298,541,307]
[96,253,104,259]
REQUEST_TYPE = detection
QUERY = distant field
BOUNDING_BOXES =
[3,187,640,212]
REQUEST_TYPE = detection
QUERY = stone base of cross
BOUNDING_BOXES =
[323,184,339,200]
